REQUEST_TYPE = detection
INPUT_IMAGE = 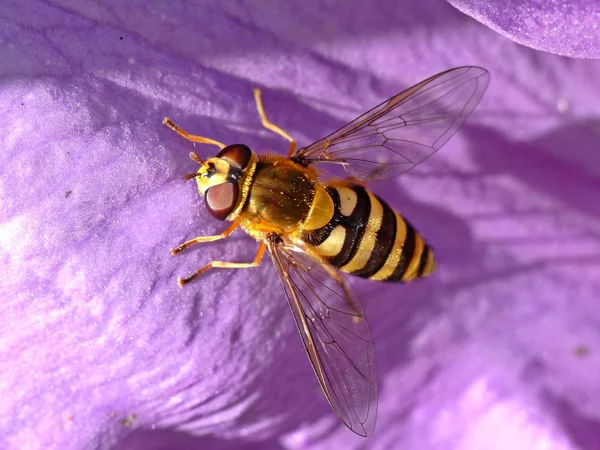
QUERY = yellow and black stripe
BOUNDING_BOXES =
[303,185,436,282]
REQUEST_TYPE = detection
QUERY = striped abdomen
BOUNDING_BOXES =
[302,184,436,282]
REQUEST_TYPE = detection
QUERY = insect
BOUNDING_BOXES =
[163,66,489,436]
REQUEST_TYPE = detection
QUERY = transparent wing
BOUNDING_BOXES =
[268,240,378,436]
[295,66,490,182]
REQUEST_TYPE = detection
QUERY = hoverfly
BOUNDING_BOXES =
[163,66,489,436]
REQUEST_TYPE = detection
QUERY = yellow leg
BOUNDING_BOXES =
[163,117,226,150]
[322,262,361,317]
[304,248,361,317]
[343,176,367,187]
[171,220,240,255]
[178,242,267,286]
[253,88,297,156]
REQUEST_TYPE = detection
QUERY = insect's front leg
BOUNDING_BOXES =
[171,219,240,255]
[178,241,267,287]
[253,88,297,156]
[163,117,226,150]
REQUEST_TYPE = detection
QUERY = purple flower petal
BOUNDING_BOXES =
[2,1,600,450]
[448,0,600,59]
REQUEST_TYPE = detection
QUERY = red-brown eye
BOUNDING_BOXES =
[205,182,239,221]
[217,144,252,170]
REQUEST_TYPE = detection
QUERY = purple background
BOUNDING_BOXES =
[1,1,600,449]
[448,0,600,59]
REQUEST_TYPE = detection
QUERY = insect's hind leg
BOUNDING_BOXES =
[321,262,363,318]
[253,88,297,156]
[163,117,226,150]
[178,242,267,287]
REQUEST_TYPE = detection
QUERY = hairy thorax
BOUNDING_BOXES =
[241,157,317,238]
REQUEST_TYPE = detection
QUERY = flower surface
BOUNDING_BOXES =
[1,1,600,449]
[448,0,600,59]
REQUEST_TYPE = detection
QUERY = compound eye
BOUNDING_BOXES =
[205,182,239,221]
[216,144,252,170]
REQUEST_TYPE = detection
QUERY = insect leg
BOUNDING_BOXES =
[253,88,297,156]
[302,247,362,316]
[163,117,226,150]
[321,259,362,317]
[171,219,241,255]
[343,176,367,187]
[178,241,267,286]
